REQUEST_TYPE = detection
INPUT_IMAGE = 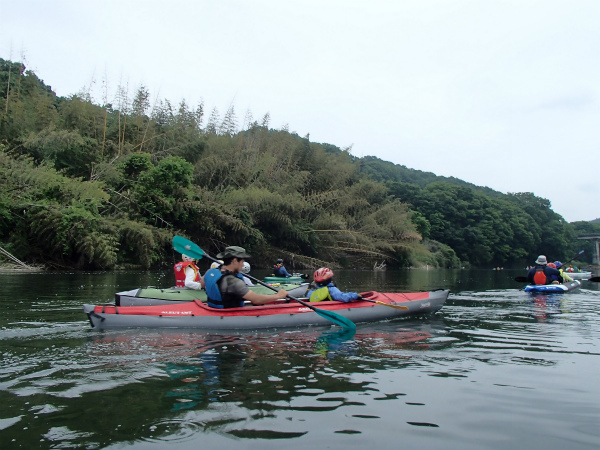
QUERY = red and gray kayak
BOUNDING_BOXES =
[84,289,449,330]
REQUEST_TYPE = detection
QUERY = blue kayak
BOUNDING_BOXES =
[524,280,581,293]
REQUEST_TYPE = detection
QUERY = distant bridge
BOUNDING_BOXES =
[577,234,600,265]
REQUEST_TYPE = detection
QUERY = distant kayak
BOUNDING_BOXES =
[524,280,582,293]
[563,271,592,280]
[264,275,305,284]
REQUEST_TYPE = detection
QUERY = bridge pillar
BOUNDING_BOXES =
[577,235,600,266]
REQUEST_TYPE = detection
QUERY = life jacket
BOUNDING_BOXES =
[174,261,201,288]
[204,268,246,308]
[273,264,285,276]
[533,266,548,285]
[309,285,333,302]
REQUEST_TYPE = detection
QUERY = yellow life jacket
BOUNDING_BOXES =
[309,286,333,302]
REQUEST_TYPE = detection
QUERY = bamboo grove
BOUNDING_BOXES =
[0,58,592,270]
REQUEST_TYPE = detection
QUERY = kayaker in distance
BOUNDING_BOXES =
[204,246,288,308]
[174,254,204,290]
[307,267,362,302]
[526,255,563,285]
[273,258,292,277]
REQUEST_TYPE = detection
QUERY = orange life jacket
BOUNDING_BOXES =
[533,267,547,285]
[174,261,201,287]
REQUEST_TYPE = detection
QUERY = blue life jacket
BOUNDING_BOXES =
[204,268,245,308]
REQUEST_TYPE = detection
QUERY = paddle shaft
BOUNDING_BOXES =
[560,250,585,268]
[360,297,409,310]
[515,276,599,282]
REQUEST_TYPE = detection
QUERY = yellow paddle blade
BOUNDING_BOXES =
[375,300,409,310]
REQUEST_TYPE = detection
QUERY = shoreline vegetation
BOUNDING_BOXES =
[1,57,599,271]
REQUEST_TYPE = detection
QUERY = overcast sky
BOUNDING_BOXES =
[2,0,599,222]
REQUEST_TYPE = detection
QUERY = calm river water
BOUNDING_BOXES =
[1,268,599,450]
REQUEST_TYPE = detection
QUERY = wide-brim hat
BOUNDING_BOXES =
[217,246,251,259]
[535,255,547,265]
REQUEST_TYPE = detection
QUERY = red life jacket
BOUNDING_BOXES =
[174,261,200,287]
[533,267,547,285]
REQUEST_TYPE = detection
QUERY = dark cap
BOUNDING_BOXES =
[216,246,251,259]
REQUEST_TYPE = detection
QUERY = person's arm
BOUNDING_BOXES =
[328,286,359,303]
[184,266,202,290]
[243,289,288,305]
[561,270,573,282]
[281,266,292,277]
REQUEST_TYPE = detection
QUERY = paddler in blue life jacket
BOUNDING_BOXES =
[204,246,288,308]
[306,267,361,303]
[273,258,292,277]
[526,255,563,285]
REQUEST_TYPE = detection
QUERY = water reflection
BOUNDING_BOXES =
[57,325,435,445]
[529,293,565,322]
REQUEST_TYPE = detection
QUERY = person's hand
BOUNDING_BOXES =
[356,294,363,300]
[277,289,288,299]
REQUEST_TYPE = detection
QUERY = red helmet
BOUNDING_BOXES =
[314,267,334,283]
[547,263,556,268]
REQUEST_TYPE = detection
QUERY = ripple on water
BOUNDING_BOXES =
[141,419,205,443]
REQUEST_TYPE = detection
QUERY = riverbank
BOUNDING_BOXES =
[0,263,46,273]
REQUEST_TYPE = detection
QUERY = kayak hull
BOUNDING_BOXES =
[563,272,592,280]
[524,280,582,293]
[116,283,309,307]
[84,289,449,330]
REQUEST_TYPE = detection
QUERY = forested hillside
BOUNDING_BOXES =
[0,58,583,270]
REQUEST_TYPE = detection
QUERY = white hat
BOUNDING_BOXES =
[242,262,251,274]
[535,255,547,265]
[210,260,224,269]
[182,254,194,262]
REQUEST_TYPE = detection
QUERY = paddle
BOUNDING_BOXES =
[559,250,585,268]
[359,296,409,310]
[515,276,599,283]
[172,236,356,330]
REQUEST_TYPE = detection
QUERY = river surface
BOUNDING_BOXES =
[1,268,599,449]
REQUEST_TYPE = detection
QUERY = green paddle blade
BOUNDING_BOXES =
[292,297,356,330]
[172,236,205,260]
[312,306,356,330]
